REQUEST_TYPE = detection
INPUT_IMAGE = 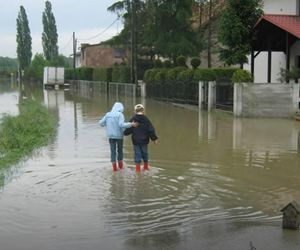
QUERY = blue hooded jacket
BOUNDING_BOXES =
[99,102,132,139]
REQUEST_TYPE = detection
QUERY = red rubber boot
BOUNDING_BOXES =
[112,162,118,171]
[118,161,124,170]
[135,163,141,173]
[143,162,149,171]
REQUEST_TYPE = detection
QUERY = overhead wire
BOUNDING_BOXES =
[77,17,120,42]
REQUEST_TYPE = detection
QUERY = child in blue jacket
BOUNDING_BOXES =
[99,102,136,171]
[124,104,158,172]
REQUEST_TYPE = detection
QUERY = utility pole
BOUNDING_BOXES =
[207,0,212,68]
[73,32,77,69]
[131,0,138,85]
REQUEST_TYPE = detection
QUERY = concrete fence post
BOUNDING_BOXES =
[198,81,204,110]
[292,83,300,111]
[139,81,146,98]
[233,83,243,117]
[208,81,216,112]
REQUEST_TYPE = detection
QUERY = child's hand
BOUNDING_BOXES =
[132,121,139,127]
[153,140,158,145]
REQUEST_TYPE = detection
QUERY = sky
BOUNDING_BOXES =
[0,0,122,58]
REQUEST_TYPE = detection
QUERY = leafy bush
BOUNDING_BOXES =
[231,69,253,83]
[165,67,186,82]
[213,68,237,81]
[177,69,194,82]
[153,59,163,68]
[163,60,172,68]
[190,57,201,69]
[65,68,76,80]
[93,68,112,82]
[194,68,216,81]
[176,56,187,67]
[154,69,168,84]
[112,65,131,83]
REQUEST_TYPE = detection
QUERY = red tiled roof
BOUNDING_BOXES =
[255,14,300,39]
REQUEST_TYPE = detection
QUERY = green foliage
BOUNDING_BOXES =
[176,56,187,67]
[213,68,238,81]
[165,67,186,81]
[16,6,32,70]
[231,69,253,83]
[194,68,216,81]
[42,1,58,61]
[153,59,163,68]
[154,69,168,84]
[93,68,112,82]
[0,100,56,168]
[23,53,70,80]
[163,60,172,68]
[24,53,46,80]
[144,69,157,83]
[219,0,263,66]
[190,57,201,69]
[177,69,194,82]
[107,0,200,60]
[0,57,17,75]
[112,65,131,83]
[287,67,300,82]
[76,67,93,81]
[64,68,75,80]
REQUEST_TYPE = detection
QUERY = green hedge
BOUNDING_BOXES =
[144,67,252,83]
[93,68,112,82]
[112,65,131,83]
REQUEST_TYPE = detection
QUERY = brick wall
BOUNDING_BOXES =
[81,44,125,68]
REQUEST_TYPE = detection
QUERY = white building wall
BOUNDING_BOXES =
[263,0,297,15]
[245,0,300,83]
[245,52,286,83]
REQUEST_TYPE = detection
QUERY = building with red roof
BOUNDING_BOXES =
[245,0,300,83]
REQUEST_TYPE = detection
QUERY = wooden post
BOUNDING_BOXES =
[286,32,291,83]
[251,49,255,77]
[268,49,272,83]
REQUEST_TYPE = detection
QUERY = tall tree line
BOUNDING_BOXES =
[16,1,59,74]
[42,1,59,61]
[16,6,32,71]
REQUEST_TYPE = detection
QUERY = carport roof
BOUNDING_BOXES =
[252,14,300,51]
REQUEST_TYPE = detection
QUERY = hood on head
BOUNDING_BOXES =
[111,102,124,113]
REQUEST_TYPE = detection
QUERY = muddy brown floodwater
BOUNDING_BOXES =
[0,80,300,250]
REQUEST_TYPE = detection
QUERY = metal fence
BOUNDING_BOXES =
[146,81,199,105]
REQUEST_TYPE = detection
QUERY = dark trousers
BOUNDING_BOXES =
[109,139,123,163]
[134,144,148,164]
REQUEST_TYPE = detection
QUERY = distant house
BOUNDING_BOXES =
[80,44,126,68]
[75,52,81,68]
[245,0,300,83]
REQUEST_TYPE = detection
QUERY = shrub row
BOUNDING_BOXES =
[65,65,131,83]
[144,67,253,84]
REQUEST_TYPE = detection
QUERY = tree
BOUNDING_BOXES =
[218,0,263,67]
[108,0,199,61]
[143,0,198,60]
[42,1,59,61]
[16,6,32,70]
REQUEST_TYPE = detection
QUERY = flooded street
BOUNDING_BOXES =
[0,80,300,250]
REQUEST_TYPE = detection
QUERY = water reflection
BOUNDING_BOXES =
[0,81,300,249]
